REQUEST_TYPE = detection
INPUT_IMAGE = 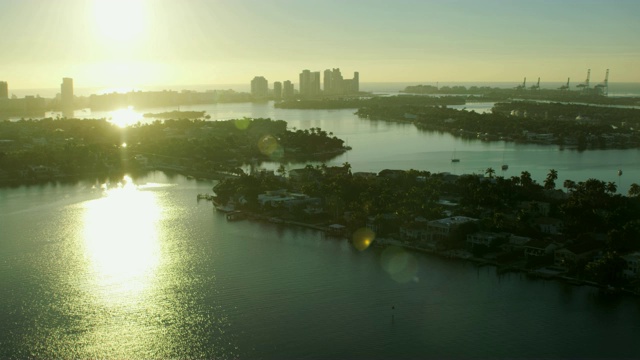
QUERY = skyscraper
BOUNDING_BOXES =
[273,81,282,99]
[283,80,294,99]
[343,72,359,94]
[299,70,320,98]
[299,70,311,97]
[251,76,269,98]
[61,77,74,110]
[323,68,344,95]
[0,81,8,99]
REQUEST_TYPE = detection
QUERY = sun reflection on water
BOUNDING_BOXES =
[108,107,143,128]
[83,175,161,305]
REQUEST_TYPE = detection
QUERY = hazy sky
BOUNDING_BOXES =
[0,0,638,89]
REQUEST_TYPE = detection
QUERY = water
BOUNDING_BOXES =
[8,82,640,98]
[2,172,640,358]
[5,100,640,187]
[2,100,640,357]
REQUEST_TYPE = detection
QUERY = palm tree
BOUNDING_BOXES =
[520,171,534,188]
[563,179,576,192]
[606,181,617,194]
[342,161,352,175]
[629,183,640,197]
[485,167,495,179]
[544,169,558,190]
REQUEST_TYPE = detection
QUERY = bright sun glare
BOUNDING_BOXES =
[83,175,161,305]
[109,107,143,128]
[93,0,147,43]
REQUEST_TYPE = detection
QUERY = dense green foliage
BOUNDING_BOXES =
[0,117,348,184]
[356,99,640,149]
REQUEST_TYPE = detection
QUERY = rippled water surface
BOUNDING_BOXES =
[2,172,640,358]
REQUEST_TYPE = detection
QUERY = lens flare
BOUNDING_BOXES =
[234,118,251,130]
[352,227,375,251]
[380,246,418,283]
[258,134,283,160]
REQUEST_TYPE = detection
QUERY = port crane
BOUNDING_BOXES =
[530,77,540,90]
[576,69,591,91]
[594,69,609,96]
[515,77,527,90]
[559,78,570,91]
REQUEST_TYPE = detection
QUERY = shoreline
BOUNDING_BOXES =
[214,206,639,298]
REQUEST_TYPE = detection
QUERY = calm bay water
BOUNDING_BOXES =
[2,172,640,358]
[3,99,640,358]
[24,99,640,188]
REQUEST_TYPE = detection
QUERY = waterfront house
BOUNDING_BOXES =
[622,252,640,279]
[367,213,399,237]
[523,239,558,259]
[399,217,429,242]
[426,216,478,246]
[533,217,564,235]
[258,190,317,210]
[554,241,601,269]
[500,234,532,252]
[466,231,508,250]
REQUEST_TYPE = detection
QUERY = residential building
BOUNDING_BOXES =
[343,71,359,94]
[299,69,320,98]
[523,239,558,259]
[466,231,507,249]
[282,80,294,99]
[622,252,640,279]
[554,241,601,268]
[251,76,269,98]
[533,217,564,235]
[0,81,7,99]
[323,68,343,95]
[426,216,478,244]
[273,81,282,99]
[61,77,73,110]
[323,69,359,95]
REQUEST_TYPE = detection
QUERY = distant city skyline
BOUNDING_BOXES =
[1,0,638,89]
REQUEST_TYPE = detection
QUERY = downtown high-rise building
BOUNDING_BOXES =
[323,68,359,95]
[299,70,320,98]
[282,80,294,99]
[0,81,8,99]
[251,76,269,98]
[61,77,74,109]
[273,81,282,99]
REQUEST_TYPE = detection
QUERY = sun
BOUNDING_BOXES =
[93,0,148,44]
[109,107,143,128]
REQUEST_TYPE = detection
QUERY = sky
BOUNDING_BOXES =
[0,0,638,90]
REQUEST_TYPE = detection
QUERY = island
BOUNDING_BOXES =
[356,99,640,150]
[212,165,640,295]
[143,110,208,119]
[0,117,349,184]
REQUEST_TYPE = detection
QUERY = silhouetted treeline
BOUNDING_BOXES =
[215,166,640,289]
[0,117,348,184]
[356,100,640,149]
[274,95,465,109]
